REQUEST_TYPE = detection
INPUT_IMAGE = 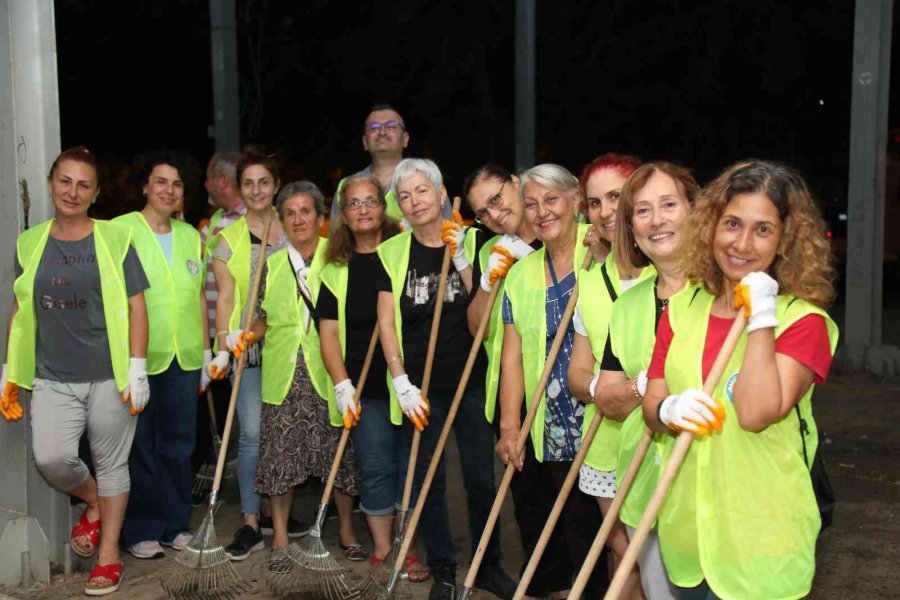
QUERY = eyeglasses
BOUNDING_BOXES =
[473,181,506,224]
[365,120,404,134]
[343,198,384,211]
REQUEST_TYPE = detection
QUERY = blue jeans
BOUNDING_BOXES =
[405,385,501,570]
[350,396,406,515]
[677,581,721,600]
[122,362,199,546]
[235,366,262,515]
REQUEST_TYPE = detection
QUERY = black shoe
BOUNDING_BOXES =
[258,515,310,538]
[224,525,264,561]
[474,562,517,599]
[429,565,456,600]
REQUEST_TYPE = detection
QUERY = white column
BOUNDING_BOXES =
[0,0,67,586]
[844,0,900,375]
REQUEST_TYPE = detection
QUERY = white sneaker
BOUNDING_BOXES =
[162,532,193,551]
[127,540,165,559]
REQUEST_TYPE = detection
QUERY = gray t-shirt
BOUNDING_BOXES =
[15,233,150,383]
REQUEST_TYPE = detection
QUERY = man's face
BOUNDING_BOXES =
[205,158,226,208]
[362,109,409,157]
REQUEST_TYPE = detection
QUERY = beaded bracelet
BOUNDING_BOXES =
[386,354,402,366]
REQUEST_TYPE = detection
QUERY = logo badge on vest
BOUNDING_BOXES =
[186,259,200,276]
[725,371,739,402]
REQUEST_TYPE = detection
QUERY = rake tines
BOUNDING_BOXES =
[266,505,360,599]
[161,511,250,600]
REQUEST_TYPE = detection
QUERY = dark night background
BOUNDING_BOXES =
[55,0,899,259]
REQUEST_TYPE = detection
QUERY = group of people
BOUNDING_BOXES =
[0,103,838,600]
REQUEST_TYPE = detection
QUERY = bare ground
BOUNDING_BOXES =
[2,372,897,600]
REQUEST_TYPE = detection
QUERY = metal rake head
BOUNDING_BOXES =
[267,540,360,598]
[161,511,250,600]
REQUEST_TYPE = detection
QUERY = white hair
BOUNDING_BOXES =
[391,158,444,198]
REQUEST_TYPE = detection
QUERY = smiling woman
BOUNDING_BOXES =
[115,150,208,562]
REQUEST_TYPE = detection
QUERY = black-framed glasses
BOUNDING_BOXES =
[365,120,403,134]
[343,197,384,211]
[474,181,506,224]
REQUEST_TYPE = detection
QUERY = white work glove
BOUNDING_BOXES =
[207,350,231,380]
[392,374,430,431]
[658,389,725,437]
[479,248,516,292]
[123,358,150,415]
[496,233,536,260]
[200,349,213,392]
[0,363,22,421]
[440,210,470,272]
[734,272,779,333]
[225,329,255,358]
[334,379,361,428]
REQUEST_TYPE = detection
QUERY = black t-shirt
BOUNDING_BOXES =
[376,235,485,394]
[317,252,389,399]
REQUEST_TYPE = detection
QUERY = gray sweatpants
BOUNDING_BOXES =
[625,525,679,600]
[30,378,137,497]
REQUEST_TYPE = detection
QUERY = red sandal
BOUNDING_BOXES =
[70,510,101,558]
[405,555,431,583]
[84,562,123,596]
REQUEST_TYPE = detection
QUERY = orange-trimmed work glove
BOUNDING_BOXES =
[440,210,470,272]
[392,374,430,432]
[0,365,22,421]
[226,329,256,359]
[658,389,725,437]
[207,351,231,380]
[334,379,361,428]
[734,272,779,333]
[122,358,150,415]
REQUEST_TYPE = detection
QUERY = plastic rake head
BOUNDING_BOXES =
[161,512,250,600]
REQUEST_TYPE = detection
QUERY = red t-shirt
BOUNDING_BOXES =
[647,309,832,385]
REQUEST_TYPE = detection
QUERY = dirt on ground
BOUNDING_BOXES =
[1,372,898,600]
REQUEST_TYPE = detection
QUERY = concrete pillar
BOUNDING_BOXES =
[210,0,240,152]
[0,0,68,586]
[514,0,535,174]
[844,0,900,376]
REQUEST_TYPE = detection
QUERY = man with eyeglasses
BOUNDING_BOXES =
[331,104,450,225]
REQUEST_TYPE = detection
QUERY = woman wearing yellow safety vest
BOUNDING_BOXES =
[1,147,150,596]
[642,161,838,600]
[461,164,546,598]
[496,164,606,599]
[236,181,362,573]
[572,162,698,600]
[319,174,401,565]
[567,153,651,598]
[208,153,288,560]
[116,151,210,560]
[377,158,512,597]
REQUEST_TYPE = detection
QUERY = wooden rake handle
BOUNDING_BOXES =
[599,310,747,600]
[514,409,603,599]
[463,250,595,590]
[319,325,380,507]
[211,216,273,497]
[399,197,462,516]
[568,427,653,598]
[391,281,502,574]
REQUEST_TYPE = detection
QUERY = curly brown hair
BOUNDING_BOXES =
[326,174,400,265]
[682,160,836,308]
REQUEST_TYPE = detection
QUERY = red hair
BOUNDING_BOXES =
[578,153,642,197]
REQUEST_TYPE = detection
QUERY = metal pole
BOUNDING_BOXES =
[844,0,897,374]
[514,0,535,174]
[210,0,240,152]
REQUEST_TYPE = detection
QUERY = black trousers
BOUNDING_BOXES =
[496,399,610,598]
